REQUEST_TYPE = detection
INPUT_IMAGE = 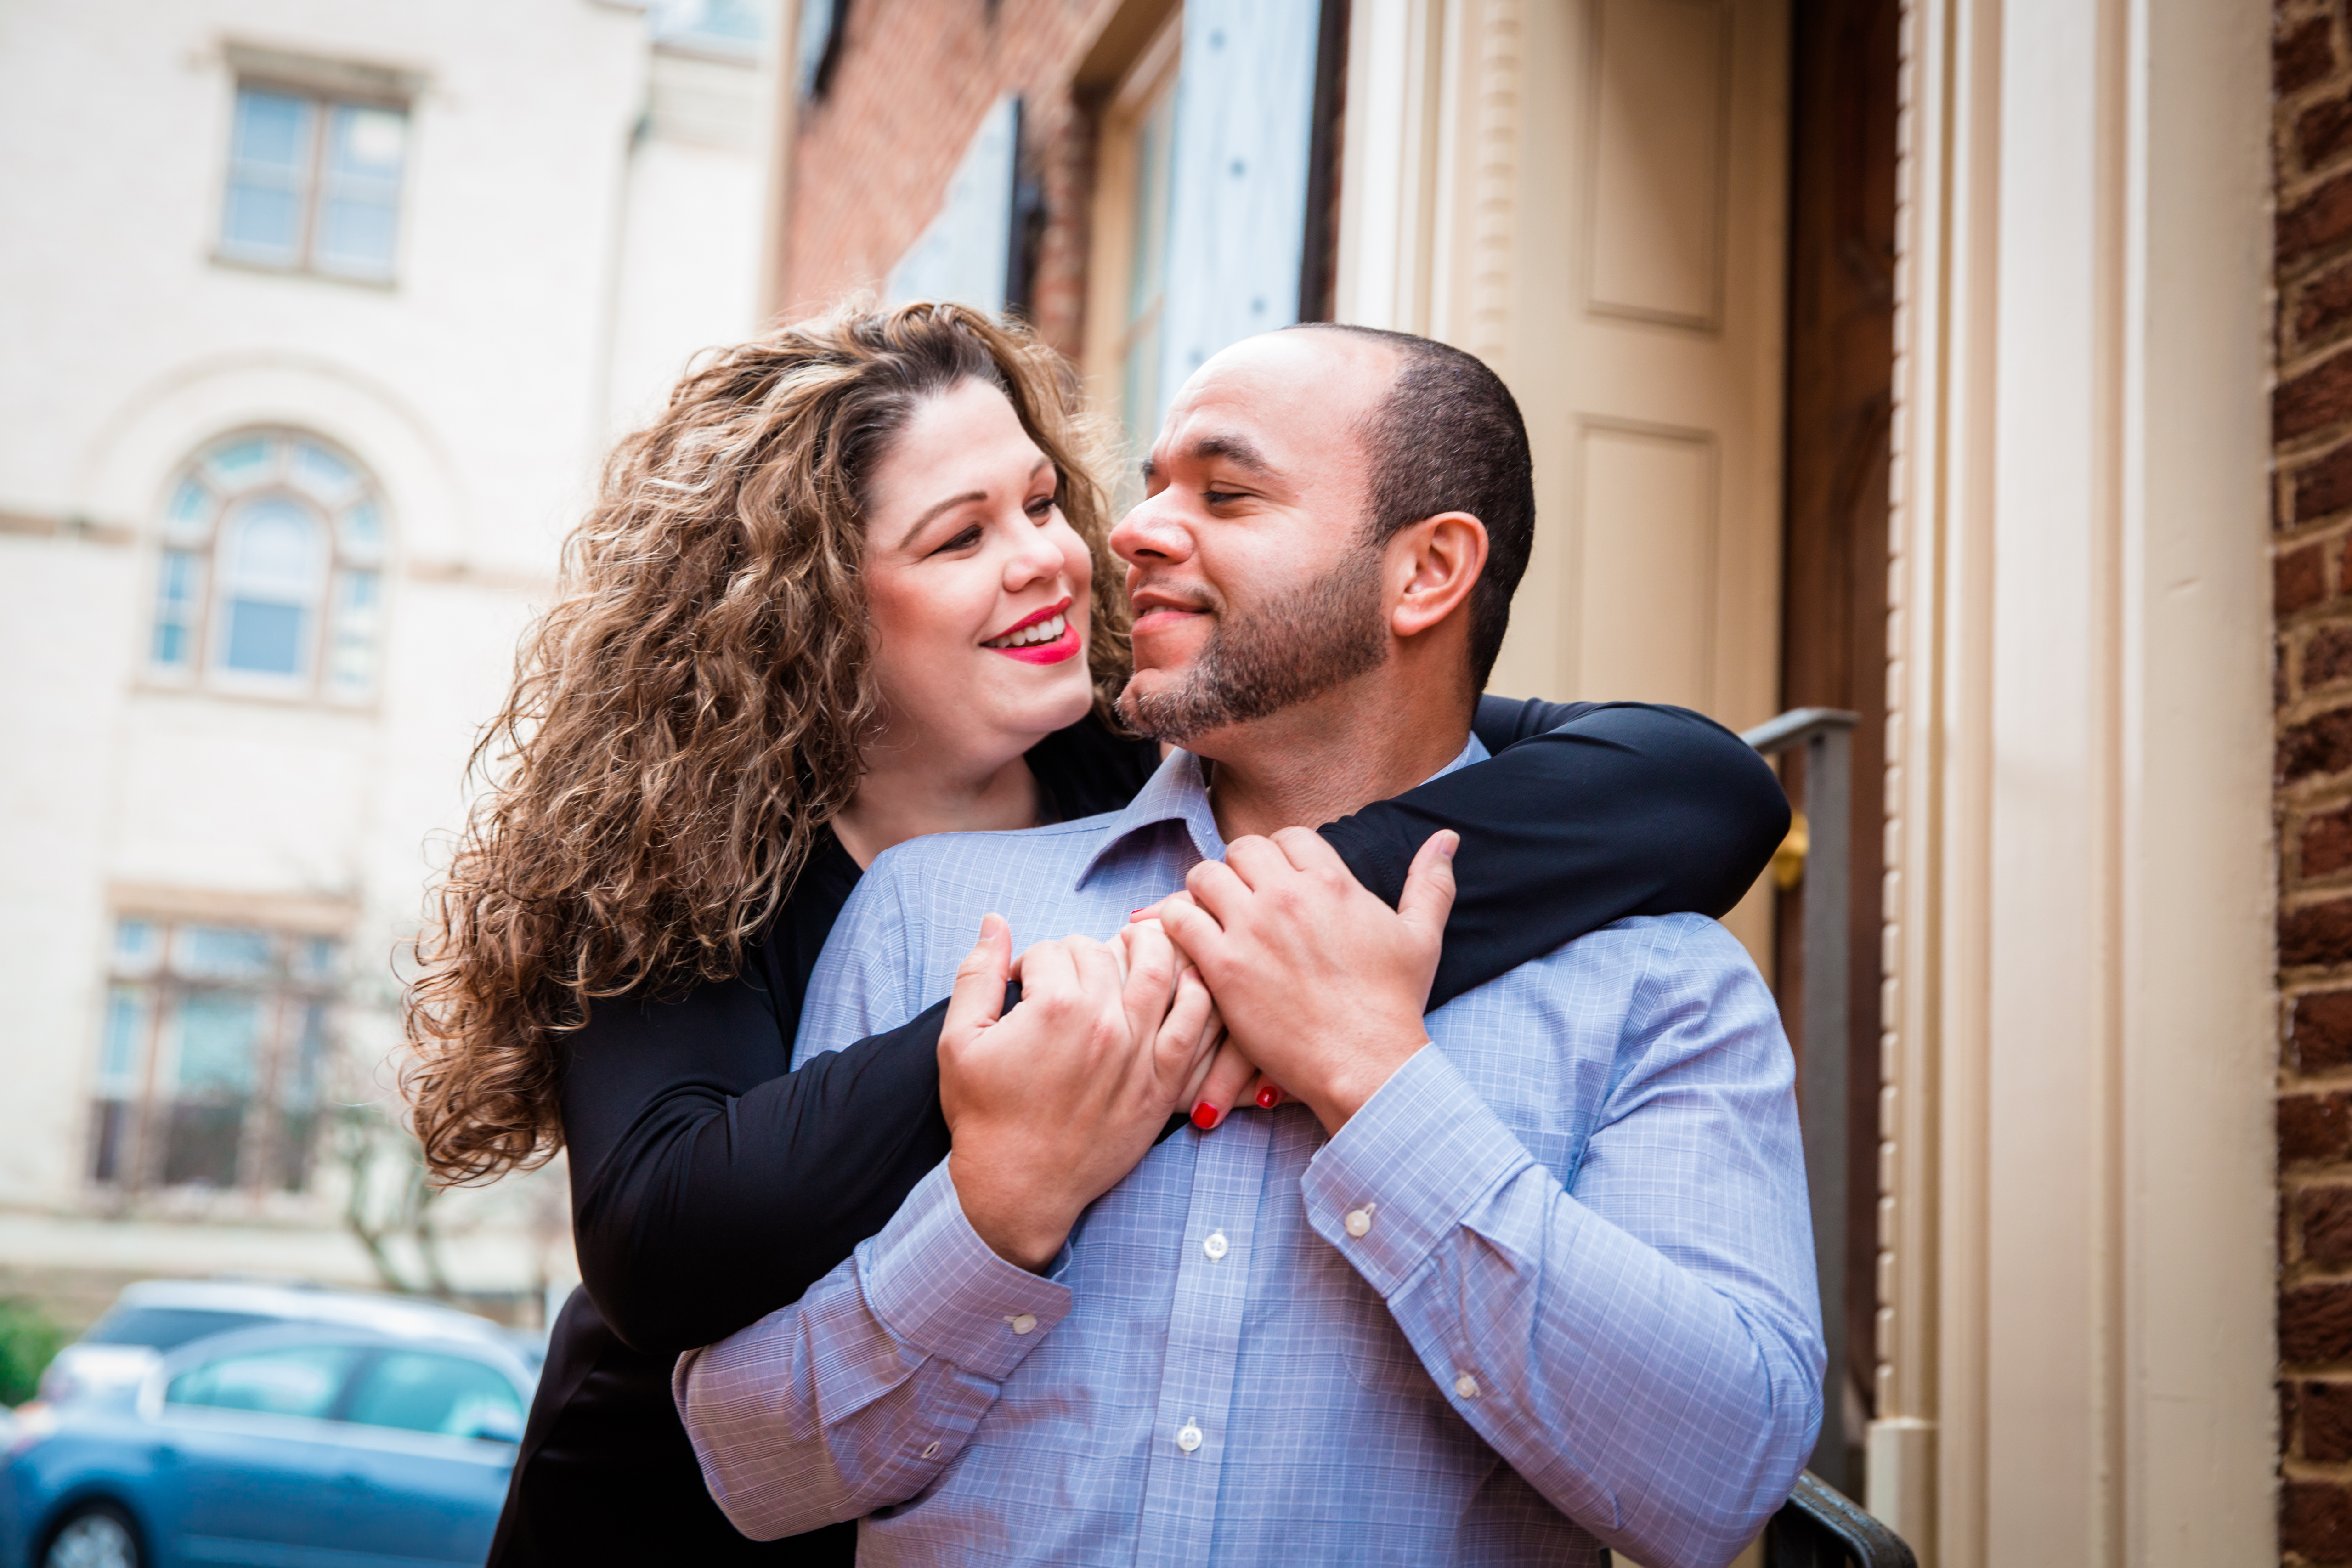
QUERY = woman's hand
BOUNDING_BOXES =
[1128,911,1291,1127]
[939,915,1220,1269]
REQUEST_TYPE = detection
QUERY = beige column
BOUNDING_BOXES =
[1879,0,2276,1562]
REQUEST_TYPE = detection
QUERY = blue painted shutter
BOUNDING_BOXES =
[1157,1,1324,418]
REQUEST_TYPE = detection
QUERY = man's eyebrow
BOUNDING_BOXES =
[1187,432,1274,477]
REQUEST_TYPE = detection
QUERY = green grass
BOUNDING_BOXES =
[0,1298,67,1407]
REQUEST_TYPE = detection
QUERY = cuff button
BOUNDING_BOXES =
[1343,1205,1376,1239]
[1007,1313,1039,1336]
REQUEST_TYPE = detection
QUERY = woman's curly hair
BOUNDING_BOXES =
[404,302,1129,1186]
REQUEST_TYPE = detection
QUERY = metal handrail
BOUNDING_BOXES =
[1740,708,1861,1497]
[1766,1473,1918,1568]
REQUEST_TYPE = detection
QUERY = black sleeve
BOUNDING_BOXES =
[561,974,952,1358]
[1319,698,1790,1010]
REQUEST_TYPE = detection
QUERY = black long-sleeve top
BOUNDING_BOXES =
[487,698,1788,1568]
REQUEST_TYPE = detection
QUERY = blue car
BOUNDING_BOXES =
[0,1322,534,1568]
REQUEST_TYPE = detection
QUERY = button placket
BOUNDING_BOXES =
[1136,1109,1268,1568]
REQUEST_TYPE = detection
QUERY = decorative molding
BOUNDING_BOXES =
[107,882,359,937]
[0,510,133,547]
[1465,0,1523,364]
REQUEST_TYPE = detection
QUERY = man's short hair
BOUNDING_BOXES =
[1293,323,1535,687]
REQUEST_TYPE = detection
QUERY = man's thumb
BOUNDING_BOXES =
[944,913,1013,1044]
[1397,831,1459,939]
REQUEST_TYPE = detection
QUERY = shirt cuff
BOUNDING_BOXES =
[1301,1045,1531,1299]
[857,1160,1074,1381]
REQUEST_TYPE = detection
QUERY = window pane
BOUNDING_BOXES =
[167,1344,358,1419]
[223,90,315,266]
[99,985,148,1091]
[113,918,161,973]
[316,106,405,279]
[151,550,204,670]
[86,1307,275,1351]
[161,1100,246,1187]
[204,436,278,490]
[289,442,358,504]
[174,991,263,1094]
[217,498,324,677]
[330,569,380,694]
[89,1100,130,1185]
[339,499,384,560]
[342,1352,521,1438]
[164,480,216,543]
[178,926,272,979]
[224,600,307,674]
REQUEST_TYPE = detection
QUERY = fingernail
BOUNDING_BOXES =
[1441,832,1460,860]
[1192,1102,1221,1131]
[1256,1087,1279,1110]
[1130,909,1147,920]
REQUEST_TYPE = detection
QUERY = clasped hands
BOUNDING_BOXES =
[940,828,1459,1270]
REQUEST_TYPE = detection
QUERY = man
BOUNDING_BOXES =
[677,325,1822,1568]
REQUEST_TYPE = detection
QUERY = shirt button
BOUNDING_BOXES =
[1344,1205,1376,1238]
[1454,1372,1481,1399]
[1175,1421,1204,1453]
[1203,1230,1229,1260]
[1007,1313,1038,1336]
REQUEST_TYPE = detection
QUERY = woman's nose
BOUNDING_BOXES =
[1004,515,1066,589]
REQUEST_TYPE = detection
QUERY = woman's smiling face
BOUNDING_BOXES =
[859,377,1097,776]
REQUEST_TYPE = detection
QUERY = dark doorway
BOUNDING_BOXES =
[1778,0,1899,1494]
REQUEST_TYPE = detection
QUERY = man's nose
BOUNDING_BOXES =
[1109,494,1193,566]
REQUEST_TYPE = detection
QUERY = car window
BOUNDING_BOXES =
[85,1306,276,1351]
[166,1344,360,1418]
[342,1351,522,1439]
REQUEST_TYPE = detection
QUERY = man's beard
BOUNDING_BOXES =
[1116,548,1388,743]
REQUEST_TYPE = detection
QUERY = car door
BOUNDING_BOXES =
[151,1340,370,1563]
[322,1347,528,1565]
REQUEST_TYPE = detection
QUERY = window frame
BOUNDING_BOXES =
[1082,10,1185,499]
[90,913,346,1200]
[145,428,390,707]
[215,74,413,287]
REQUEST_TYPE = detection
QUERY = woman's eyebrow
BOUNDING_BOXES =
[895,490,985,550]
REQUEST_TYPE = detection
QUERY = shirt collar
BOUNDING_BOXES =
[1072,732,1492,891]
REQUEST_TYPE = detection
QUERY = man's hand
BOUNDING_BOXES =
[938,914,1221,1270]
[1153,828,1458,1136]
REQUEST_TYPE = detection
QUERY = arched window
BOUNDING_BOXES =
[149,430,386,700]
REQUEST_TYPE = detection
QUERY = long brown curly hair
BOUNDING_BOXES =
[404,302,1129,1186]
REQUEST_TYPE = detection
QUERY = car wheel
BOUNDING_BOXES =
[42,1504,141,1568]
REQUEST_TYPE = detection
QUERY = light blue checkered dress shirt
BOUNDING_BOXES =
[676,741,1823,1568]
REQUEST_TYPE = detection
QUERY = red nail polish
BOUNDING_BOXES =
[1192,1101,1221,1130]
[1130,909,1147,920]
[1256,1087,1279,1109]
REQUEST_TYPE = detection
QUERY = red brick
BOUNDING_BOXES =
[2310,1380,2352,1464]
[2309,1187,2352,1266]
[2282,1282,2352,1363]
[2283,170,2352,271]
[2287,543,2332,614]
[2312,804,2352,878]
[2299,992,2352,1074]
[2292,1377,2309,1461]
[2287,708,2352,786]
[2315,625,2352,691]
[2299,442,2352,524]
[2289,1478,2352,1562]
[2289,900,2352,968]
[2300,257,2352,357]
[2285,1093,2352,1164]
[2283,18,2341,97]
[2280,346,2352,444]
[2308,97,2352,176]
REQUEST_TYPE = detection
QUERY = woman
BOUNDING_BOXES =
[404,303,1787,1565]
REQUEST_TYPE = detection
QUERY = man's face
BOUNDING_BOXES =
[1110,331,1399,747]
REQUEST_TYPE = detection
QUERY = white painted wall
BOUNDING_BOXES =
[0,0,780,1299]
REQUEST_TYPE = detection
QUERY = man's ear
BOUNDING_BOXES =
[1387,511,1488,640]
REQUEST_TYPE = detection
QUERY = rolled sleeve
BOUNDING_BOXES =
[1301,1045,1529,1298]
[863,1159,1074,1379]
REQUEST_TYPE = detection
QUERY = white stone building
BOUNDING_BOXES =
[0,0,784,1321]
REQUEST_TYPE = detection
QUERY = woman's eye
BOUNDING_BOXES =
[1025,496,1055,522]
[933,525,983,555]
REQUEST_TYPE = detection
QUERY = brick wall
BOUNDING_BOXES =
[2278,4,2352,1562]
[781,0,1121,359]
